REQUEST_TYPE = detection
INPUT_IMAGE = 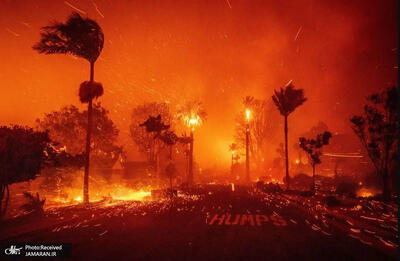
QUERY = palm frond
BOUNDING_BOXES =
[272,82,307,116]
[33,12,104,63]
[79,81,104,103]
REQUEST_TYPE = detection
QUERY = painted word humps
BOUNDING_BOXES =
[208,214,287,227]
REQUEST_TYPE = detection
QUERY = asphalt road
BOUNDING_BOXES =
[0,185,397,261]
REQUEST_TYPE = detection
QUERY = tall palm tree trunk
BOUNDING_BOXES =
[284,115,290,190]
[83,61,94,204]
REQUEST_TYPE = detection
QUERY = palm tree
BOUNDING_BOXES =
[176,101,207,186]
[33,12,104,204]
[272,81,307,190]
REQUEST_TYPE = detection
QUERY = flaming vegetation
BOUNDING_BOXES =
[176,101,207,185]
[176,101,207,131]
[235,96,279,172]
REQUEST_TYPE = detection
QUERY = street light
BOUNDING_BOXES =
[245,108,251,183]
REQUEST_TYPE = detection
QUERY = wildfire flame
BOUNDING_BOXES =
[49,185,152,206]
[111,189,151,201]
[357,188,375,198]
[270,178,283,184]
[184,113,202,131]
[245,109,251,122]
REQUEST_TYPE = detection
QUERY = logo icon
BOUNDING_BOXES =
[5,245,22,255]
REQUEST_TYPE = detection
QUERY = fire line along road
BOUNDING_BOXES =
[0,185,397,261]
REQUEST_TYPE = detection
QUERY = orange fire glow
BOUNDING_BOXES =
[0,0,396,172]
[357,188,375,198]
[245,109,251,122]
[185,113,202,131]
[48,180,153,206]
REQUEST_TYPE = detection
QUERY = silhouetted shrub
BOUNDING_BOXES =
[291,173,313,190]
[256,182,283,193]
[325,195,341,207]
[336,182,357,198]
[300,190,314,197]
[20,192,45,215]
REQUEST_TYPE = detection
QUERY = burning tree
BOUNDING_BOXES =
[0,126,53,218]
[350,86,398,202]
[272,81,307,190]
[176,101,207,186]
[33,12,105,204]
[130,102,172,165]
[235,96,279,172]
[299,131,332,193]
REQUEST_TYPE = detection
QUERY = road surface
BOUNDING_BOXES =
[0,185,397,260]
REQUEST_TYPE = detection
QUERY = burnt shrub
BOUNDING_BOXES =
[20,192,45,215]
